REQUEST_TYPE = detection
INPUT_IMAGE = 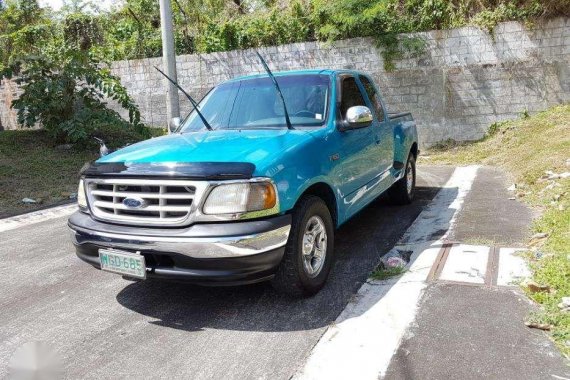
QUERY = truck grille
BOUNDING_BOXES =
[84,179,208,226]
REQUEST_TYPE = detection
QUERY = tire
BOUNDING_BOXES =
[388,154,416,205]
[121,275,143,282]
[271,195,335,297]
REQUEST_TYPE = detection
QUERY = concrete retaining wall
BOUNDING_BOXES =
[1,18,569,146]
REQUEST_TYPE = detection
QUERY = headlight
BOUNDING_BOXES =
[203,181,278,217]
[77,179,88,211]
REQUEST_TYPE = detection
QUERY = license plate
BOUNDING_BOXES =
[99,249,146,279]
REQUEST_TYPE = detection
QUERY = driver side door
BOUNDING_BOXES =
[332,74,378,199]
[359,75,394,175]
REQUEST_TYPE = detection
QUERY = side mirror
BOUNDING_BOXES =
[169,117,181,133]
[339,106,373,131]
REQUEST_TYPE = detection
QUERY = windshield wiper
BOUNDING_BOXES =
[254,51,294,130]
[154,66,213,131]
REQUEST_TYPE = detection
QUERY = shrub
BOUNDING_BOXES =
[0,13,144,144]
[1,50,143,143]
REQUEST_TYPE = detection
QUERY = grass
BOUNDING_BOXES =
[0,126,165,218]
[424,104,570,357]
[370,265,407,280]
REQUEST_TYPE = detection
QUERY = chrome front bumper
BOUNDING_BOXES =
[68,211,291,259]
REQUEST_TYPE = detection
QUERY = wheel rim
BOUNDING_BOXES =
[406,161,414,195]
[301,215,328,278]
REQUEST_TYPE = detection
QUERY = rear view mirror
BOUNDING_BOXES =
[339,106,373,131]
[169,117,181,133]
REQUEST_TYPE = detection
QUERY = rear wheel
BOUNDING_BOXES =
[389,154,416,205]
[271,196,334,297]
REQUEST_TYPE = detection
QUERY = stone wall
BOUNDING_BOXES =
[1,18,569,146]
[0,79,21,131]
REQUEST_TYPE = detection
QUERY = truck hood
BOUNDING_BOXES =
[98,129,317,170]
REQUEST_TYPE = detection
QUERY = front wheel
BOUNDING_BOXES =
[388,154,416,205]
[271,196,335,297]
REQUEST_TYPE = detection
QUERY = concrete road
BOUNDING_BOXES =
[0,166,453,379]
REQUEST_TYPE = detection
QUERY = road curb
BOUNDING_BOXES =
[0,203,77,233]
[295,166,480,380]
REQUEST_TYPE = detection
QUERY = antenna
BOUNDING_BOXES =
[254,51,294,130]
[154,66,213,131]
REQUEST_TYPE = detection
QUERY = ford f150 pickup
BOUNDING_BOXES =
[68,69,418,296]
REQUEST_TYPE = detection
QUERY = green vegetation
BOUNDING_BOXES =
[425,104,570,357]
[1,51,144,143]
[370,265,407,280]
[0,0,567,141]
[0,126,165,217]
[2,0,568,66]
[0,3,147,146]
[115,0,565,60]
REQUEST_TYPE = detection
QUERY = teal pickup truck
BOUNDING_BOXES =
[68,69,418,296]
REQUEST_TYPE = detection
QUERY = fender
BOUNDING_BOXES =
[291,176,341,226]
[392,115,418,173]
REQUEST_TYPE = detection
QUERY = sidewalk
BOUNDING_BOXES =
[385,283,568,379]
[386,166,568,379]
[296,166,570,380]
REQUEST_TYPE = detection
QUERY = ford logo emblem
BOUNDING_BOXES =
[123,197,147,209]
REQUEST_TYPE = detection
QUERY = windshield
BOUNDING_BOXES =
[180,74,330,131]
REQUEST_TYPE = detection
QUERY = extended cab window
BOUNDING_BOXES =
[180,74,330,131]
[360,76,386,122]
[339,77,366,118]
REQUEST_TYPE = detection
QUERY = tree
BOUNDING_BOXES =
[0,13,143,143]
[61,0,101,15]
[0,0,53,70]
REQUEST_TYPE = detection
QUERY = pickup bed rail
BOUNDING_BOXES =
[388,112,413,120]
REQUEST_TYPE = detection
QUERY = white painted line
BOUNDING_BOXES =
[497,248,530,286]
[295,166,479,380]
[439,244,489,284]
[0,204,77,233]
[399,165,480,246]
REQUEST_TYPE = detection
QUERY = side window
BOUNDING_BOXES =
[340,77,366,118]
[360,76,386,121]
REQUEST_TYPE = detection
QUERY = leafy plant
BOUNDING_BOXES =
[0,0,54,70]
[1,51,143,143]
[0,12,143,143]
[4,0,564,64]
